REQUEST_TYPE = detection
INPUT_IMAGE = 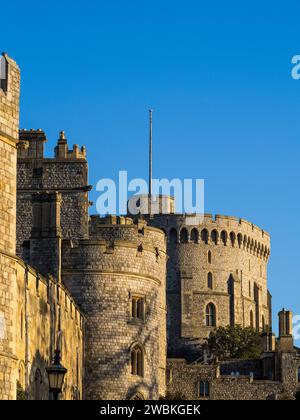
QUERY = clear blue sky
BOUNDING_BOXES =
[2,0,300,344]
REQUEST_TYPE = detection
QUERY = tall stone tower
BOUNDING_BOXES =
[62,216,167,400]
[128,195,272,361]
[0,53,21,399]
[17,130,90,259]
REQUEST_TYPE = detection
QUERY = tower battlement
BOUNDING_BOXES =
[18,129,87,160]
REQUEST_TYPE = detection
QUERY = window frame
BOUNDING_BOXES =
[130,343,144,378]
[130,293,146,322]
[198,380,210,398]
[206,303,216,327]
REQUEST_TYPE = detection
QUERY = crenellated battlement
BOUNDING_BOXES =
[145,212,270,261]
[85,215,167,255]
[18,129,86,160]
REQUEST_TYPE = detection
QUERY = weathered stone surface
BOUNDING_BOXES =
[63,217,167,400]
[142,213,271,360]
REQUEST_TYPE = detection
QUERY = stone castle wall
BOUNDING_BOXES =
[0,53,20,399]
[1,251,84,400]
[17,130,89,258]
[143,213,271,360]
[167,358,300,400]
[62,216,167,400]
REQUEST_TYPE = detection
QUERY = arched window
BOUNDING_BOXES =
[262,315,265,332]
[298,367,300,382]
[131,344,144,377]
[250,310,254,328]
[169,228,178,244]
[34,369,43,400]
[208,251,212,264]
[207,272,213,290]
[190,228,199,244]
[230,232,236,247]
[220,231,227,246]
[211,230,218,245]
[130,392,145,400]
[206,303,216,327]
[198,380,210,398]
[18,362,25,390]
[180,228,188,244]
[201,229,209,245]
[237,233,243,248]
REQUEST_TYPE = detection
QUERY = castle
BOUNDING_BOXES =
[0,53,299,400]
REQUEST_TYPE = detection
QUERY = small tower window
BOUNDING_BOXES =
[191,228,199,244]
[198,381,210,398]
[206,303,216,327]
[208,251,212,264]
[298,367,300,382]
[180,228,188,244]
[131,344,144,377]
[250,310,254,328]
[207,272,213,290]
[201,229,209,245]
[131,296,145,320]
[220,231,227,246]
[211,230,218,245]
[169,228,178,244]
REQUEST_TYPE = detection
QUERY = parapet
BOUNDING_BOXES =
[88,215,166,251]
[18,129,46,158]
[144,212,271,261]
[18,129,87,160]
[54,131,86,160]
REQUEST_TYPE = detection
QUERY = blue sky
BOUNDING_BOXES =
[1,0,300,343]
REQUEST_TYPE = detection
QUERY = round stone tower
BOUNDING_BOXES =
[62,215,167,400]
[0,53,21,399]
[129,196,271,361]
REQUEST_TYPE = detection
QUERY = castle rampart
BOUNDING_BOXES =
[0,250,84,400]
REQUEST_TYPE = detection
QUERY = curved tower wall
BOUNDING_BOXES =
[144,213,271,360]
[62,216,167,400]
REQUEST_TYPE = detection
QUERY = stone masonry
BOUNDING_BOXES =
[129,196,271,361]
[17,129,90,259]
[0,53,84,400]
[62,216,167,400]
[0,53,299,400]
[0,53,20,400]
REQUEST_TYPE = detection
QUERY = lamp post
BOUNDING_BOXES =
[46,349,67,400]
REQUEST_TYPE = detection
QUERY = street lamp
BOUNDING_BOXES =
[46,349,67,400]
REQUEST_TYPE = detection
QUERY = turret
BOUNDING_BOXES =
[62,216,167,400]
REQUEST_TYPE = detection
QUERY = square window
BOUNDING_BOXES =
[131,296,145,320]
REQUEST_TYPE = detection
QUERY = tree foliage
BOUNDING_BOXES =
[205,325,263,360]
[16,381,26,400]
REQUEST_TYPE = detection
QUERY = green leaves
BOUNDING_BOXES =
[205,325,263,360]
